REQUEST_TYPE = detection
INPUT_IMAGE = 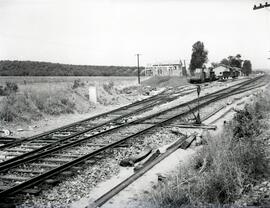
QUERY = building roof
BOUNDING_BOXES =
[213,65,230,75]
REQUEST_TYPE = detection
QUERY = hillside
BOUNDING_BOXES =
[0,60,144,76]
[142,76,189,88]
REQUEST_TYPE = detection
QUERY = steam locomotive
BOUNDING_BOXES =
[189,68,217,83]
[189,66,240,84]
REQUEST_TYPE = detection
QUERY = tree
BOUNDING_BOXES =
[242,60,252,76]
[228,54,242,68]
[220,55,242,68]
[220,58,230,66]
[189,41,208,74]
[211,62,219,68]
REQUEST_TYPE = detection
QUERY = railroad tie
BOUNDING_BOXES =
[6,148,33,152]
[12,169,44,174]
[0,186,41,195]
[31,163,59,168]
[51,153,82,158]
[45,179,59,185]
[33,140,58,144]
[21,145,43,149]
[41,158,72,163]
[60,171,73,177]
[0,175,30,181]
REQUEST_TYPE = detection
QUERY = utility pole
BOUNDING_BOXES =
[253,2,270,10]
[253,2,270,59]
[136,54,141,84]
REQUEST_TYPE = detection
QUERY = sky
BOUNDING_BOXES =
[0,0,270,69]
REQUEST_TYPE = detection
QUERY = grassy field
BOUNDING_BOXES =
[0,76,150,123]
[0,76,148,86]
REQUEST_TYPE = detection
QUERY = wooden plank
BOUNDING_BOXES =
[120,148,152,167]
[169,124,217,130]
[91,135,196,208]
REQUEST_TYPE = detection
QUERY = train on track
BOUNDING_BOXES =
[189,65,242,84]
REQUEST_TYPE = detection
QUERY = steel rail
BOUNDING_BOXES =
[0,87,197,167]
[0,76,264,197]
[0,88,169,150]
[91,135,196,208]
[0,86,193,152]
[0,76,264,171]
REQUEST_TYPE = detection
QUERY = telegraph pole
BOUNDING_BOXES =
[253,2,270,59]
[136,54,141,84]
[253,2,270,10]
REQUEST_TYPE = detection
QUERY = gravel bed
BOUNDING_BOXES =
[16,127,181,207]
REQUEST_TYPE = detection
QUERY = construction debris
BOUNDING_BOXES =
[119,148,152,167]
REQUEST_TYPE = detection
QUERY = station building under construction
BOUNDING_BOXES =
[145,60,187,77]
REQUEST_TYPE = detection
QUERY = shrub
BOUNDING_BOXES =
[102,81,114,95]
[0,88,77,122]
[72,79,85,89]
[5,81,18,93]
[149,95,270,207]
[0,93,41,122]
[30,90,75,116]
[0,82,19,96]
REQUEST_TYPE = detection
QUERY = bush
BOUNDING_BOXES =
[0,93,41,122]
[149,95,270,207]
[72,79,85,89]
[0,89,77,122]
[0,82,19,96]
[102,81,114,95]
[5,81,18,93]
[29,90,76,116]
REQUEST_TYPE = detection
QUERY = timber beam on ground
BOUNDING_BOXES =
[167,124,217,130]
[90,134,197,208]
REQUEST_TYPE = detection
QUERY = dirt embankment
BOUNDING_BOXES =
[0,79,156,138]
[145,85,270,208]
[142,76,189,88]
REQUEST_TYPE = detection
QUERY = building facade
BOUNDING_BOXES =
[213,64,243,78]
[145,61,186,77]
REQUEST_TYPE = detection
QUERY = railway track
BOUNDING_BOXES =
[0,78,258,169]
[0,76,265,200]
[0,87,184,150]
[0,86,197,164]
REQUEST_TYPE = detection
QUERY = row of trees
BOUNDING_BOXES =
[0,61,142,76]
[189,41,252,76]
[219,55,252,76]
